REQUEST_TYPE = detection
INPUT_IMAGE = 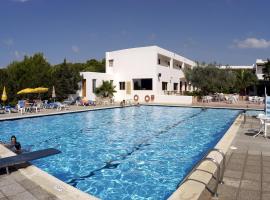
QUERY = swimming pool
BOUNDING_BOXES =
[0,106,239,200]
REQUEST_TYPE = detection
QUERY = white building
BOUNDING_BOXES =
[255,59,268,80]
[219,65,254,70]
[80,46,196,104]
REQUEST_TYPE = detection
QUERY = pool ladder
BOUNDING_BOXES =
[179,148,226,198]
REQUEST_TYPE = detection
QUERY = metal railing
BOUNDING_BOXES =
[177,148,226,197]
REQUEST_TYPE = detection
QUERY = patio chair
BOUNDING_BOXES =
[17,100,25,114]
[0,148,61,174]
[55,102,69,111]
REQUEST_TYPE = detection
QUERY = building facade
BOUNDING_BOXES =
[80,46,196,104]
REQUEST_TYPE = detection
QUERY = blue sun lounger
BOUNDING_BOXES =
[0,148,61,174]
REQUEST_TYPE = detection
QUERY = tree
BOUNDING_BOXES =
[94,81,116,98]
[184,64,237,95]
[234,69,257,95]
[263,59,270,81]
[51,59,82,100]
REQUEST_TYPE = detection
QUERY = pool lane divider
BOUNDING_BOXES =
[168,113,243,200]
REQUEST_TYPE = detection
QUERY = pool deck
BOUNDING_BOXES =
[215,116,270,200]
[0,170,59,200]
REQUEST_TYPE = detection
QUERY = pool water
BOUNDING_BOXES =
[0,106,239,200]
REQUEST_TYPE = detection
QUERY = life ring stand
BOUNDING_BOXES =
[145,95,150,102]
[134,95,139,102]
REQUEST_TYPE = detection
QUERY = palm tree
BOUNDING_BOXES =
[235,69,257,95]
[94,81,116,98]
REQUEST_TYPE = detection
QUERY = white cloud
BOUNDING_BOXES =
[234,37,270,49]
[3,38,14,46]
[12,0,30,3]
[71,45,80,53]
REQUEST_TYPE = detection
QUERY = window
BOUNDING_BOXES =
[167,61,170,66]
[180,81,182,91]
[92,79,96,93]
[119,82,125,90]
[162,82,167,91]
[174,83,178,91]
[109,59,114,67]
[133,79,152,90]
[158,59,161,65]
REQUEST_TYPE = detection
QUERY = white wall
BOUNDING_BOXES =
[81,46,196,103]
[154,95,192,104]
[81,72,113,100]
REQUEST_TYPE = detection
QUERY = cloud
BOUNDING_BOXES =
[3,38,14,47]
[71,45,80,53]
[234,37,270,49]
[12,0,30,3]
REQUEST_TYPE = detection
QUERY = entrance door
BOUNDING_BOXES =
[82,79,86,97]
[126,81,131,95]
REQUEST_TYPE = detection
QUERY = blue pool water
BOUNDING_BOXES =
[0,106,239,199]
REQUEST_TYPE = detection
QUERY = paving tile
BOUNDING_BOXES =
[263,167,270,174]
[8,191,37,200]
[262,182,270,192]
[18,179,38,190]
[262,192,270,200]
[222,177,240,188]
[223,170,242,179]
[263,173,270,182]
[240,179,260,191]
[0,176,16,187]
[246,160,260,166]
[0,192,5,198]
[230,153,246,160]
[243,172,261,182]
[228,158,245,166]
[263,161,270,167]
[30,186,53,200]
[247,155,261,161]
[226,164,243,172]
[0,182,25,197]
[245,165,260,173]
[238,189,260,200]
[217,185,237,200]
[263,156,270,161]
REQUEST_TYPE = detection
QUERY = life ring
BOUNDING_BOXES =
[134,95,139,102]
[145,95,150,102]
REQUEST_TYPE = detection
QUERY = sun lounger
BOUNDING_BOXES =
[0,148,61,174]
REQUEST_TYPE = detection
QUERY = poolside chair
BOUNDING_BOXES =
[0,148,61,174]
[55,102,69,111]
[17,100,25,114]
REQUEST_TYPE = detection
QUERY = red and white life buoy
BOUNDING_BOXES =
[134,95,139,102]
[145,95,150,102]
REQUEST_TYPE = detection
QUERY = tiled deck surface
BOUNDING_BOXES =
[216,116,270,200]
[0,170,59,200]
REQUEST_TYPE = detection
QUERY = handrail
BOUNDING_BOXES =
[176,148,226,197]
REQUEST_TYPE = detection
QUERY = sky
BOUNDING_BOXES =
[0,0,270,67]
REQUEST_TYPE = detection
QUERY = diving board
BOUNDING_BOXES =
[0,148,61,174]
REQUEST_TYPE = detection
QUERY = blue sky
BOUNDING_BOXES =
[0,0,269,67]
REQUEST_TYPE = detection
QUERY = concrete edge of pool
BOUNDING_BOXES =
[168,113,243,200]
[0,144,99,200]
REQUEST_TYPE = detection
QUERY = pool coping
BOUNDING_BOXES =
[0,144,99,200]
[0,105,125,122]
[168,113,243,200]
[143,103,264,111]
